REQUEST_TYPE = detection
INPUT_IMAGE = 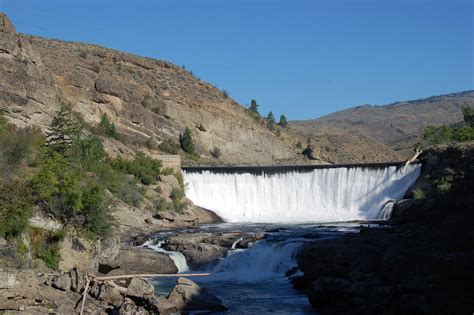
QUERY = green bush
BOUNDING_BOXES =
[436,176,453,194]
[413,188,426,200]
[117,180,143,207]
[158,139,181,154]
[454,125,474,141]
[0,179,33,240]
[112,152,161,185]
[96,114,120,139]
[29,228,65,270]
[155,197,172,212]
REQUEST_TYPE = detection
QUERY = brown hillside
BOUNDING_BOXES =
[0,14,302,165]
[291,91,474,156]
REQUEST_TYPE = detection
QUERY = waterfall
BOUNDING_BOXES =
[183,164,421,223]
[204,240,303,282]
[143,240,189,273]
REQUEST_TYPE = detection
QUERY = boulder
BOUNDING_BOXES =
[69,267,85,293]
[51,273,71,291]
[126,277,155,300]
[118,246,178,274]
[28,213,63,232]
[59,233,100,272]
[0,13,15,34]
[0,270,17,289]
[159,174,180,190]
[167,277,227,312]
[89,282,124,307]
[119,298,148,315]
[99,232,121,271]
[191,206,224,224]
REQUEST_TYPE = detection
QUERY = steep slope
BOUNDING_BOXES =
[291,91,474,155]
[0,14,298,165]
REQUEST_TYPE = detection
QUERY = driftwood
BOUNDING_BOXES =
[79,277,91,315]
[402,147,423,173]
[77,273,210,314]
[92,273,210,282]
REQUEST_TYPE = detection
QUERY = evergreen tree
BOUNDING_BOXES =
[179,127,195,155]
[248,99,260,116]
[98,113,119,139]
[278,115,288,128]
[267,111,275,123]
[46,104,82,154]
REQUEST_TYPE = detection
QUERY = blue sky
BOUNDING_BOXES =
[1,0,472,120]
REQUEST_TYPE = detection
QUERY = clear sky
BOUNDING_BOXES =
[1,0,472,120]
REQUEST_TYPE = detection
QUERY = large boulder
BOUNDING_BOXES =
[126,277,155,300]
[192,206,224,224]
[59,233,100,272]
[98,232,121,271]
[116,246,178,275]
[167,277,227,312]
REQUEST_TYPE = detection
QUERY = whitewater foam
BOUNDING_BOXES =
[183,164,421,223]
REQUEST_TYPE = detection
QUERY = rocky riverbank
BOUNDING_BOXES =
[294,145,474,314]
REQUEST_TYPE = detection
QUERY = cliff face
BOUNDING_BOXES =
[0,14,298,165]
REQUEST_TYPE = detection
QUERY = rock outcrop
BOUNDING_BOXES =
[295,145,474,314]
[0,14,300,165]
[163,231,264,268]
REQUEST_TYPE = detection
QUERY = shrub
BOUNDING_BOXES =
[210,146,221,159]
[158,138,181,154]
[296,141,302,149]
[155,197,172,212]
[436,176,453,194]
[112,152,162,185]
[29,228,65,270]
[454,125,474,141]
[413,188,426,200]
[117,180,143,207]
[0,179,33,240]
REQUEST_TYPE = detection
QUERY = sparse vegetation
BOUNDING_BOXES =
[158,138,181,154]
[422,106,474,146]
[413,188,426,200]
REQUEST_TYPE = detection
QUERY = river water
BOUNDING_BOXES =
[146,222,372,314]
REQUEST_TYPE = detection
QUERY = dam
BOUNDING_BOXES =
[182,162,421,223]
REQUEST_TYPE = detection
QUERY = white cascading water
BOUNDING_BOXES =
[183,164,421,223]
[204,240,303,282]
[142,240,189,273]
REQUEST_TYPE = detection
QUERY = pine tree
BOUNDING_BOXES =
[267,111,275,123]
[46,104,82,154]
[248,99,260,116]
[278,115,288,128]
[179,127,195,155]
[98,113,118,139]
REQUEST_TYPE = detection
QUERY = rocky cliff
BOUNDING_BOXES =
[0,13,300,165]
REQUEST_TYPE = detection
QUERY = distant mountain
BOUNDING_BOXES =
[291,91,474,156]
